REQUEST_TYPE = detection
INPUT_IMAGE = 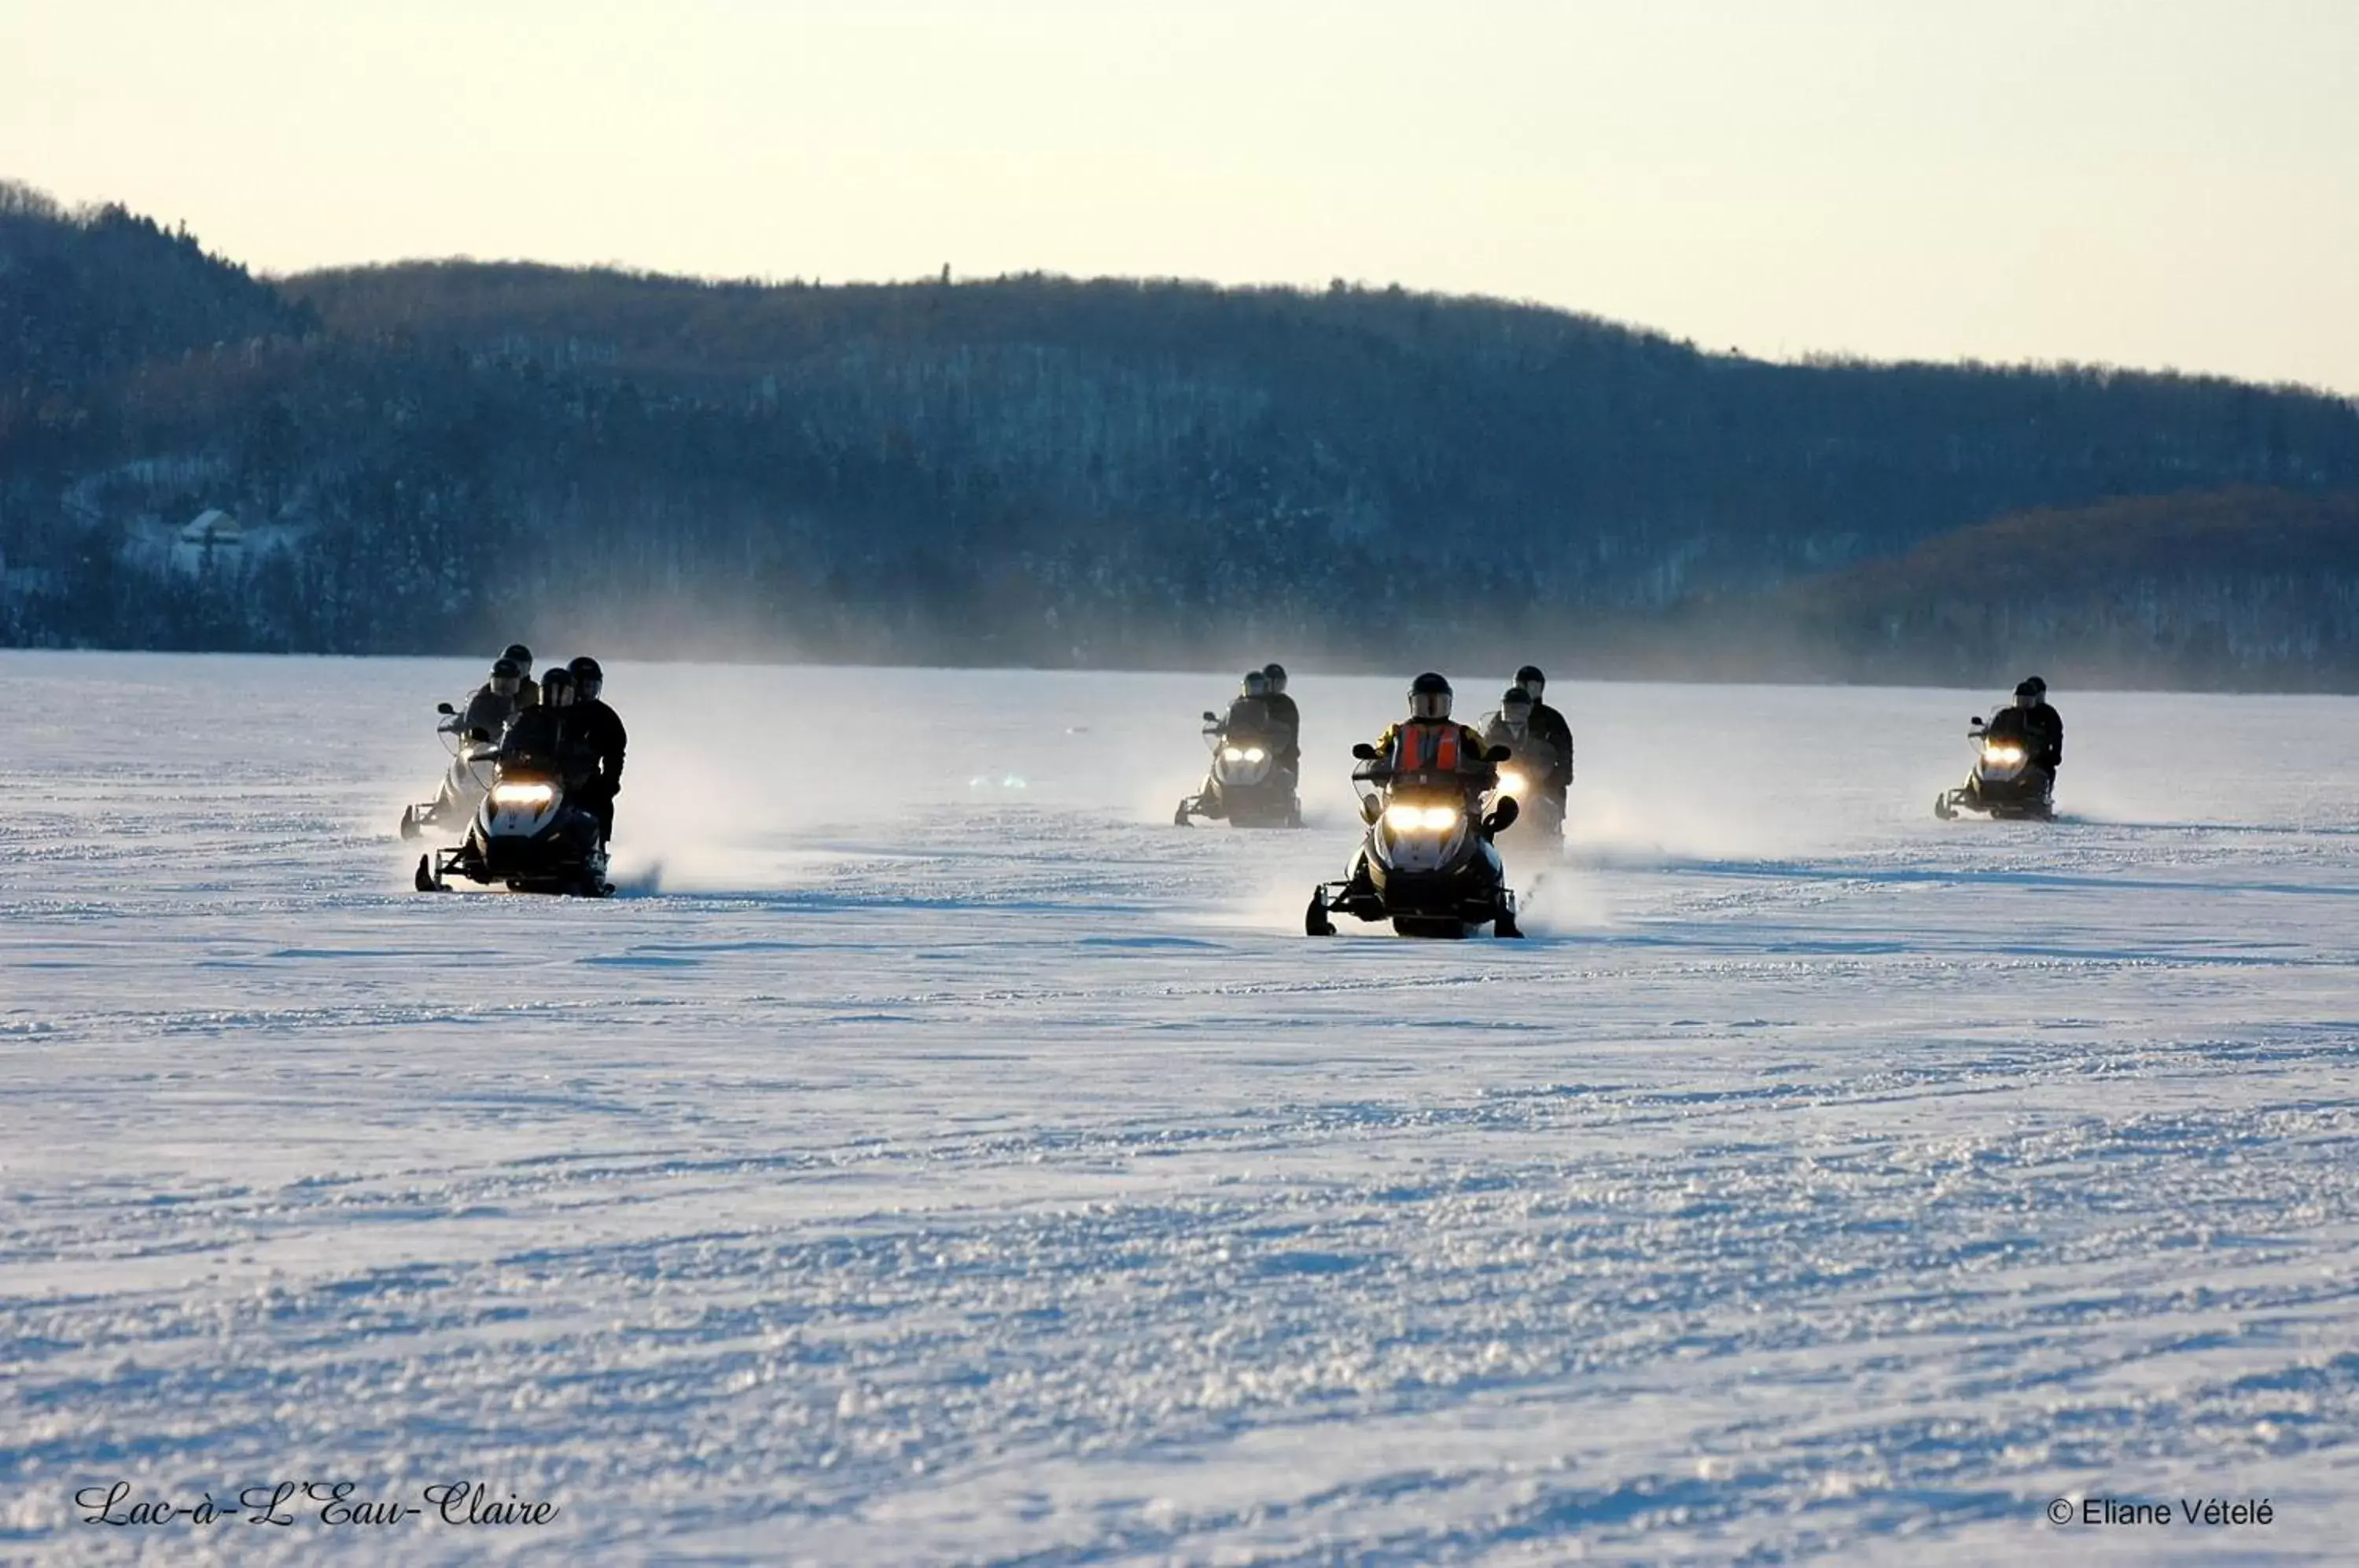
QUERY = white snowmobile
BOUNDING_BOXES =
[1176,711,1301,828]
[399,701,500,840]
[1307,742,1522,938]
[414,753,611,896]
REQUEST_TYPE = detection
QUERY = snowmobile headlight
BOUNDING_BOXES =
[1497,768,1529,798]
[1982,743,2026,765]
[491,782,556,807]
[1386,803,1462,832]
[1242,746,1266,762]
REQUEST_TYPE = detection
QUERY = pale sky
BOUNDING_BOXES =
[6,0,2357,392]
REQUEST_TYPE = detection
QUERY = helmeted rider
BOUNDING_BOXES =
[1371,673,1499,802]
[453,656,525,743]
[566,655,628,845]
[502,642,542,709]
[1514,665,1575,795]
[499,666,595,790]
[1220,668,1275,740]
[1983,676,2064,792]
[1478,686,1564,797]
[1260,662,1301,789]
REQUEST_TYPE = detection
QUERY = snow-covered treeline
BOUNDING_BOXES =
[6,180,2359,680]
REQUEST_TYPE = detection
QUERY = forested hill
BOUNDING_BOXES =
[1782,488,2359,690]
[6,179,2359,684]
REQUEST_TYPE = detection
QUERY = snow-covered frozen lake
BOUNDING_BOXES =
[4,651,2356,1564]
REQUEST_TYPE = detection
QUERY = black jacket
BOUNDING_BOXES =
[458,684,518,742]
[1259,692,1301,763]
[2020,701,2063,768]
[1528,701,1575,789]
[500,706,598,788]
[1985,703,2064,768]
[572,698,628,792]
[1222,695,1272,738]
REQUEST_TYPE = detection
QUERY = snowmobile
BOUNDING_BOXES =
[1306,743,1522,938]
[399,701,499,840]
[414,753,612,897]
[1934,715,2055,821]
[1484,759,1565,856]
[1176,711,1301,828]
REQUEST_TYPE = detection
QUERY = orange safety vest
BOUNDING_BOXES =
[1392,721,1463,773]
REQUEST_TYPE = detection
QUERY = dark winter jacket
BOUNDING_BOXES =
[1527,700,1575,790]
[2025,701,2063,768]
[457,684,519,742]
[571,698,628,794]
[1985,703,2064,769]
[499,706,598,788]
[1222,694,1273,739]
[1259,692,1301,764]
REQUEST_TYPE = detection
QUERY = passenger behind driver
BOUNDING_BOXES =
[455,657,524,742]
[565,655,627,845]
[502,642,542,709]
[1514,664,1576,795]
[1259,662,1301,790]
[1478,686,1562,801]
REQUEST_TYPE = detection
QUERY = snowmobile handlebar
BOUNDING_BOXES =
[1349,742,1510,766]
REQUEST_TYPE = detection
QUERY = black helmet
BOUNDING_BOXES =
[1514,664,1545,698]
[1501,686,1533,712]
[489,657,521,694]
[2024,675,2048,696]
[569,655,604,699]
[503,642,533,673]
[1242,669,1271,697]
[1408,672,1452,721]
[1262,662,1288,694]
[542,667,576,707]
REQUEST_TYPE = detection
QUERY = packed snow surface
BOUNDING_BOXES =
[4,653,2357,1564]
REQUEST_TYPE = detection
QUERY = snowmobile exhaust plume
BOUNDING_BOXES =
[1306,741,1522,938]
